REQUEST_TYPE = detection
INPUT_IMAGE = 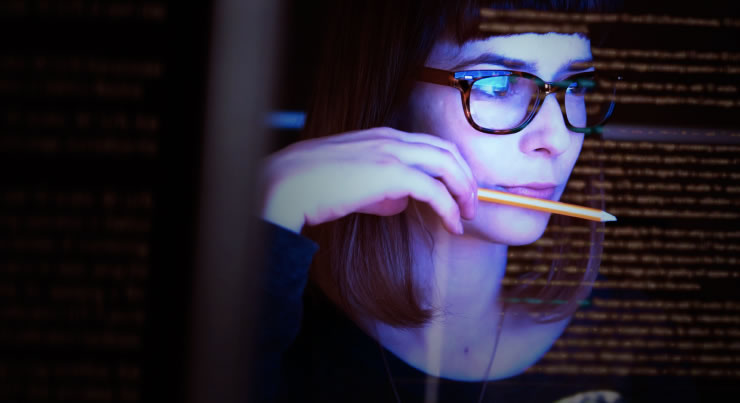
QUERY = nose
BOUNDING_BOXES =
[518,94,573,157]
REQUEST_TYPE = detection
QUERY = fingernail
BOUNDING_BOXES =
[456,220,464,235]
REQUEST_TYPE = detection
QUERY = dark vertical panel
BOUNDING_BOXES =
[187,0,280,402]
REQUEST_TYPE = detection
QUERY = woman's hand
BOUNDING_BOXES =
[260,127,478,234]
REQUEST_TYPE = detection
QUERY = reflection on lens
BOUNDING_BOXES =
[466,72,616,133]
[470,74,538,131]
[565,76,613,129]
[565,80,588,127]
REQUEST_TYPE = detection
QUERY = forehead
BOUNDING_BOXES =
[427,33,592,80]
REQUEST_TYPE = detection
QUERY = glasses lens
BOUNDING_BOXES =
[469,73,538,131]
[564,75,615,128]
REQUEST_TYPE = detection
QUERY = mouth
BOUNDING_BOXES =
[490,183,558,200]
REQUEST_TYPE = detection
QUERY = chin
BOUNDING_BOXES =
[468,204,551,246]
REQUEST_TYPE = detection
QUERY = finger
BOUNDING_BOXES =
[372,128,477,219]
[374,127,476,188]
[332,127,476,190]
[322,127,477,220]
[372,139,476,221]
[384,166,463,235]
[357,197,408,216]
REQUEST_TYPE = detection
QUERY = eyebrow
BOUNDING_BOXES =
[564,58,594,72]
[450,52,534,72]
[449,52,594,75]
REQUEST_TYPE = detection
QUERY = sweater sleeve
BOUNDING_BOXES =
[252,220,319,401]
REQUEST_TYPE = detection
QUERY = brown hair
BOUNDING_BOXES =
[302,0,617,327]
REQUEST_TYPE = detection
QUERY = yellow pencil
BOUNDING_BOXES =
[477,187,616,222]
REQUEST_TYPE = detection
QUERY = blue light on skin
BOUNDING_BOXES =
[373,33,594,381]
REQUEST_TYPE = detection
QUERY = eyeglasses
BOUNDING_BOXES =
[418,67,621,135]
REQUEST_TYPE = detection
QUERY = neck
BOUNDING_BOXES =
[412,218,508,320]
[373,209,510,380]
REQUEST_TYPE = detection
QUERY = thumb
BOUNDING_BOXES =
[357,197,409,216]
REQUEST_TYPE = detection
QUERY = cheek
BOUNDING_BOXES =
[411,93,511,175]
[459,135,521,185]
[407,84,470,137]
[563,135,585,173]
[435,115,514,187]
[467,204,551,246]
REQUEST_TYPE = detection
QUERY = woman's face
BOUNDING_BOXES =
[406,33,592,245]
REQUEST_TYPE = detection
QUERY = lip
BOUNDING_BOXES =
[491,183,558,200]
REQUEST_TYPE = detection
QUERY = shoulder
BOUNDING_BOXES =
[263,219,318,263]
[278,285,397,401]
[260,219,318,295]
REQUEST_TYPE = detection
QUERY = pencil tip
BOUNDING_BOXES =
[603,212,617,222]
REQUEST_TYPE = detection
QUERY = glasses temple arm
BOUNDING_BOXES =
[418,67,457,88]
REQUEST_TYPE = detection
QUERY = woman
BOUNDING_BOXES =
[257,0,618,401]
